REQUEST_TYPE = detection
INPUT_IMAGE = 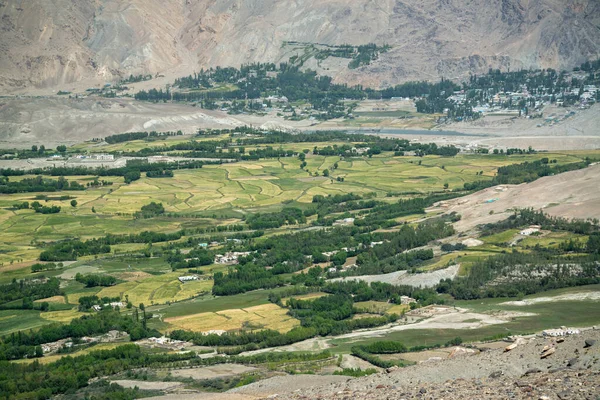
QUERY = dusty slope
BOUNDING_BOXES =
[1,0,599,92]
[330,264,460,288]
[272,329,600,400]
[0,97,244,147]
[433,162,600,232]
[1,96,598,149]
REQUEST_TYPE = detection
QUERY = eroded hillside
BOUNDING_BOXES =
[1,0,599,92]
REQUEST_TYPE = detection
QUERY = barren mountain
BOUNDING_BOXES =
[1,0,599,92]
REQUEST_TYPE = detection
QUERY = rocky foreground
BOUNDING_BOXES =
[233,330,600,400]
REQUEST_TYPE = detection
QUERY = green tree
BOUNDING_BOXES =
[70,199,77,207]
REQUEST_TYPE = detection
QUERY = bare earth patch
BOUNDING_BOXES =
[331,264,460,288]
[436,163,600,232]
[168,364,258,380]
[228,375,351,397]
[111,380,184,391]
[502,292,600,306]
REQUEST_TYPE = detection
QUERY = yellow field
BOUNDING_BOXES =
[34,295,66,304]
[0,150,593,265]
[353,301,409,315]
[41,309,86,323]
[386,304,410,315]
[282,292,328,305]
[164,303,300,333]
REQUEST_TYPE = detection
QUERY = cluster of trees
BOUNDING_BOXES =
[213,211,455,295]
[176,284,403,354]
[39,239,111,261]
[346,248,434,276]
[1,175,84,194]
[290,42,389,69]
[0,144,69,160]
[0,160,207,182]
[0,278,62,307]
[104,130,183,144]
[39,229,187,262]
[120,74,153,84]
[481,209,599,237]
[167,248,213,270]
[32,202,61,214]
[146,169,174,178]
[31,262,63,273]
[323,280,442,306]
[75,273,117,287]
[352,196,432,228]
[351,337,463,368]
[0,344,194,398]
[245,207,306,229]
[347,43,390,69]
[437,210,600,299]
[437,251,600,300]
[441,243,467,252]
[213,264,285,296]
[136,202,165,218]
[351,344,408,369]
[136,60,478,118]
[0,309,158,361]
[0,338,335,398]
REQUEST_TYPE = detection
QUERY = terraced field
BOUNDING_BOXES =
[96,273,213,306]
[0,151,589,267]
[164,303,300,333]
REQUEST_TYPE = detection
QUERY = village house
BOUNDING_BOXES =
[520,225,541,236]
[178,275,199,283]
[215,251,251,264]
[92,153,114,161]
[542,327,581,337]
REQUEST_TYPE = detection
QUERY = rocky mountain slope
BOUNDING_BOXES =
[227,330,600,400]
[1,0,599,92]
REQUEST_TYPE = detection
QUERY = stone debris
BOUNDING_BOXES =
[541,347,556,358]
[269,330,600,400]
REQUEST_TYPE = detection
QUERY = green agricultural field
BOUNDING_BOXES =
[0,150,593,267]
[1,141,599,356]
[0,310,51,336]
[149,286,294,319]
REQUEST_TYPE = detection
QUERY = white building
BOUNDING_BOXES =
[179,275,199,283]
[93,154,114,161]
[542,328,580,337]
[520,225,541,236]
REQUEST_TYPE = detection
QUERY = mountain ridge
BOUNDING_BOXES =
[1,0,599,92]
